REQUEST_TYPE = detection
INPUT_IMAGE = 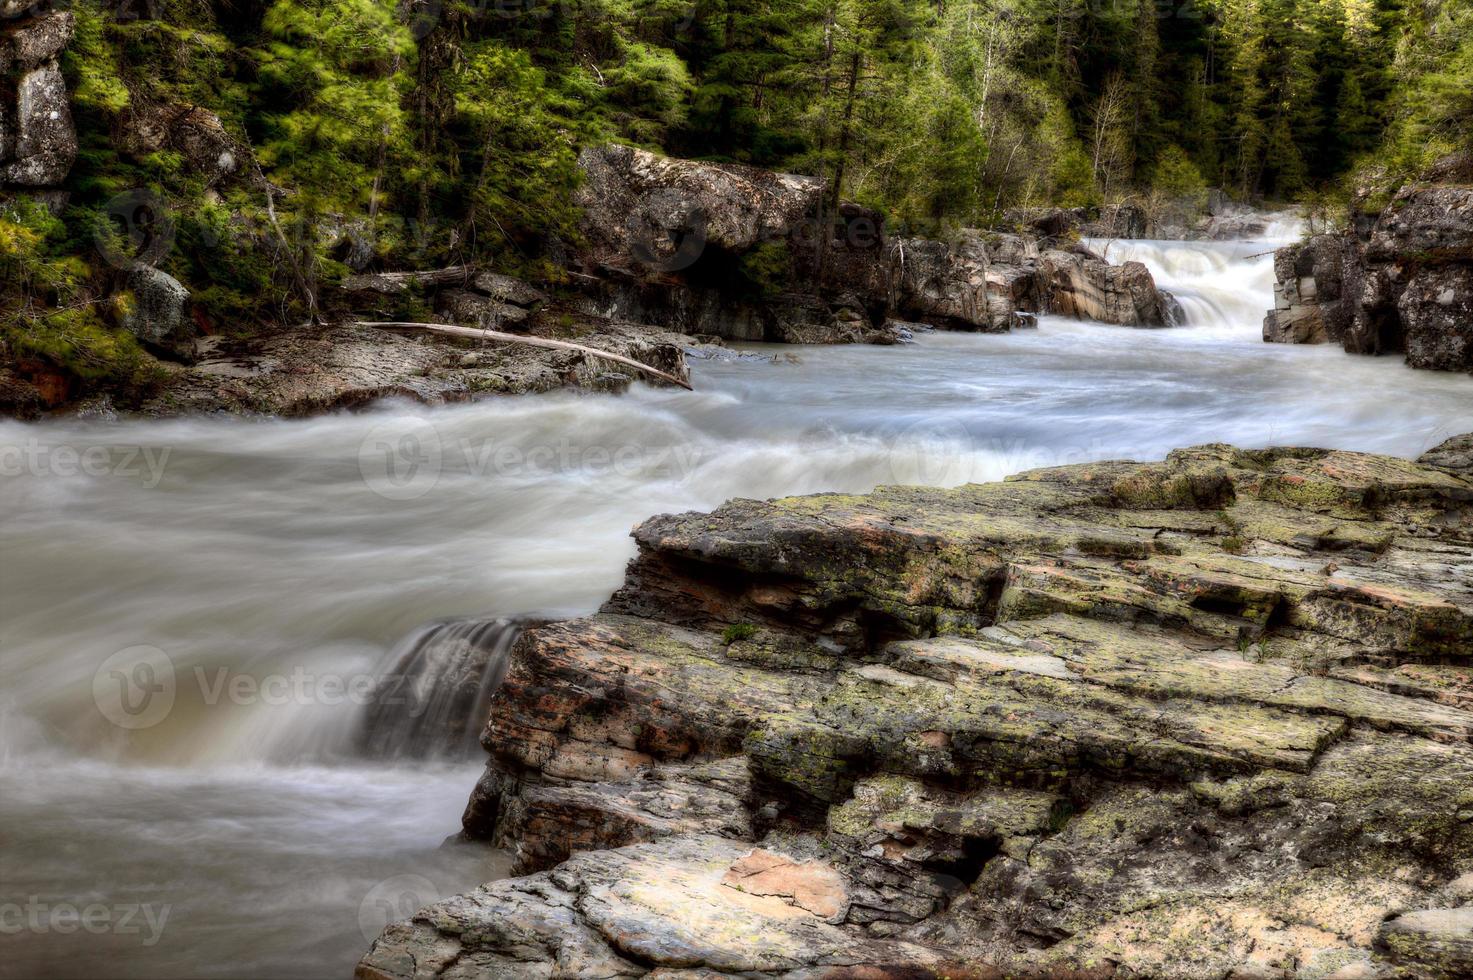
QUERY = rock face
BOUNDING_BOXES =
[577,143,825,271]
[0,10,76,186]
[573,145,1179,341]
[1265,168,1473,373]
[363,434,1473,978]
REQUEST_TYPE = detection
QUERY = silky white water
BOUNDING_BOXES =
[3,227,1472,978]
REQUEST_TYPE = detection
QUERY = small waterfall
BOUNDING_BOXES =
[1085,212,1303,333]
[357,618,523,760]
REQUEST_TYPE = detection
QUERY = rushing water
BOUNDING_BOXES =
[3,224,1472,978]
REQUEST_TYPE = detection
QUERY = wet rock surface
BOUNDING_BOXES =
[1265,164,1473,373]
[363,437,1473,978]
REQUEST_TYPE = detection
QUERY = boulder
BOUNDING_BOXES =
[0,0,45,18]
[0,11,73,73]
[436,289,531,328]
[118,264,191,349]
[119,104,243,186]
[1263,233,1353,345]
[1378,907,1473,973]
[576,143,823,272]
[1040,250,1178,326]
[469,271,547,307]
[1,60,76,186]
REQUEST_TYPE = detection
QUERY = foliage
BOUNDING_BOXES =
[7,0,1470,388]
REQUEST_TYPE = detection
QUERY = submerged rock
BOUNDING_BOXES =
[363,438,1473,978]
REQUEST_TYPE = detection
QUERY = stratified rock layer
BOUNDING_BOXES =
[361,435,1473,978]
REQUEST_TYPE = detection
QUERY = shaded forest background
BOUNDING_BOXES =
[2,0,1470,390]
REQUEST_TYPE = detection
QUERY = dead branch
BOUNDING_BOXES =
[356,321,693,391]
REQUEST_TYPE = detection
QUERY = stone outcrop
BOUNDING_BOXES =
[1010,198,1271,242]
[1039,247,1181,326]
[0,8,76,186]
[363,434,1473,978]
[141,310,692,416]
[573,145,1179,341]
[118,104,246,187]
[1265,165,1473,373]
[576,143,825,271]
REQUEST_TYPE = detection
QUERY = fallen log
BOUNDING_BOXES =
[356,321,693,391]
[341,267,473,294]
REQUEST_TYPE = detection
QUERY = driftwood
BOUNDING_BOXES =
[357,321,693,391]
[341,267,474,294]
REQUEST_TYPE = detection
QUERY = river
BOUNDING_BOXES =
[3,226,1472,978]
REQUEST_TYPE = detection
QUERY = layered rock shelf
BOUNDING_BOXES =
[360,434,1473,978]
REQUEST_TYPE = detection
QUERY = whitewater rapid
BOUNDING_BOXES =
[3,225,1472,977]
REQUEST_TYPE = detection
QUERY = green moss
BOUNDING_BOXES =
[721,623,758,644]
[5,309,166,391]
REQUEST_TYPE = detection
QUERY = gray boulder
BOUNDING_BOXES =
[120,264,192,349]
[1263,233,1352,344]
[436,289,531,329]
[0,11,73,74]
[576,143,823,272]
[1,60,76,186]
